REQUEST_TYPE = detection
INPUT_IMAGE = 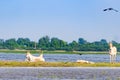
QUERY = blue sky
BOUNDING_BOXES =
[0,0,120,42]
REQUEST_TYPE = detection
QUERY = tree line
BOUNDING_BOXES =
[0,36,120,51]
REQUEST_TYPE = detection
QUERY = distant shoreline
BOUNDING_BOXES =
[0,49,111,54]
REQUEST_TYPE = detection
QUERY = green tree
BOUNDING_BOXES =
[5,38,18,49]
[78,38,87,45]
[29,41,37,49]
[50,37,66,49]
[17,38,25,45]
[23,38,30,48]
[38,36,50,49]
[59,40,67,50]
[0,39,4,49]
[92,39,108,51]
[17,38,30,49]
[69,41,79,51]
[100,39,107,44]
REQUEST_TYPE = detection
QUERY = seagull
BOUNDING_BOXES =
[103,8,119,12]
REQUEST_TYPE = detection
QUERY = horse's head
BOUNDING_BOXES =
[25,51,31,61]
[109,42,113,47]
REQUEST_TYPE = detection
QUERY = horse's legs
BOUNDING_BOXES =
[113,54,116,62]
[110,55,116,63]
[112,55,114,63]
[110,55,112,63]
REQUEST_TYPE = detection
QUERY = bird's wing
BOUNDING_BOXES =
[108,8,118,12]
[113,9,119,12]
[108,8,113,10]
[103,9,108,11]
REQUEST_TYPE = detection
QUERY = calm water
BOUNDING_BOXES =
[1,67,120,80]
[0,53,119,62]
[0,53,120,80]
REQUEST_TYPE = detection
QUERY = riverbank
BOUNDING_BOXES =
[0,67,120,80]
[0,49,111,54]
[0,61,120,67]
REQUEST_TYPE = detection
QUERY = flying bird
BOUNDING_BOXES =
[103,8,119,12]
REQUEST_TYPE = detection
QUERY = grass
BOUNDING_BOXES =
[0,61,120,67]
[0,49,75,54]
[0,49,111,54]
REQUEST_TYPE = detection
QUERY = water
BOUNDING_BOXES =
[0,67,120,80]
[0,52,119,62]
[0,53,120,80]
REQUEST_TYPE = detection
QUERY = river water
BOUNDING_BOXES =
[0,53,120,80]
[0,52,119,62]
[0,67,120,80]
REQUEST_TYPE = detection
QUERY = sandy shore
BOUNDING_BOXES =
[0,67,120,80]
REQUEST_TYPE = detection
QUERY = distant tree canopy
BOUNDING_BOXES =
[0,36,120,51]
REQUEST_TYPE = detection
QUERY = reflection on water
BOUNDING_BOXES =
[0,53,119,62]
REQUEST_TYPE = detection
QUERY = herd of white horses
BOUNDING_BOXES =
[25,42,117,63]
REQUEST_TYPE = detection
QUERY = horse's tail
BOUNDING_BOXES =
[39,50,43,57]
[39,51,45,61]
[40,53,43,58]
[114,47,117,54]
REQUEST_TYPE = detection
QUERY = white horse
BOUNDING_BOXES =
[25,51,45,62]
[109,42,117,63]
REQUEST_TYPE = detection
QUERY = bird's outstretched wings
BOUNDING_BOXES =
[103,8,119,12]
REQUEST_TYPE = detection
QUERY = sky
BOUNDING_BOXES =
[0,0,120,43]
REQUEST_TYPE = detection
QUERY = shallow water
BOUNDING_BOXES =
[0,53,119,62]
[0,53,120,80]
[0,67,120,80]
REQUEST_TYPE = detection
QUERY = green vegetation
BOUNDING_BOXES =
[0,36,120,52]
[0,36,120,67]
[0,61,120,67]
[0,49,112,54]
